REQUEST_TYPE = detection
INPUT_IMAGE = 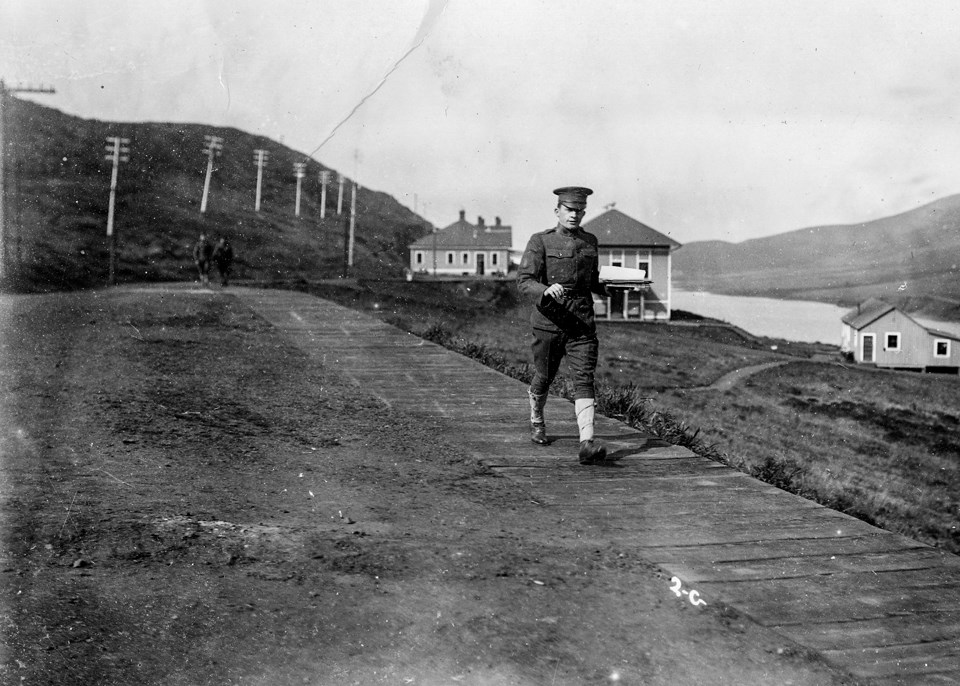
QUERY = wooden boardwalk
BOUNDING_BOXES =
[235,287,960,685]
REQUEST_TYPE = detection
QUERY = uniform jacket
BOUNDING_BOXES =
[213,241,233,266]
[517,226,606,335]
[193,239,213,263]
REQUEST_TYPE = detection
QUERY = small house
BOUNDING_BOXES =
[408,210,512,277]
[582,208,682,320]
[841,298,960,373]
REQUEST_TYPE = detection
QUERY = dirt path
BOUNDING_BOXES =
[0,286,857,685]
[687,361,791,392]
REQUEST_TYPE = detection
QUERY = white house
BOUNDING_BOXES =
[408,210,512,277]
[841,298,960,373]
[582,208,682,320]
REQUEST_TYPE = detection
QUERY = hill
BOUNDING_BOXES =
[673,195,960,320]
[0,97,432,292]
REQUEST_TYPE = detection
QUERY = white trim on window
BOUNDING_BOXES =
[605,249,625,267]
[934,338,951,358]
[884,331,901,351]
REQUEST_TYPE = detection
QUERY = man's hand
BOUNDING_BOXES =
[544,283,566,300]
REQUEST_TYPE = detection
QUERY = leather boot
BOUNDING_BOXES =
[528,390,548,445]
[578,439,607,464]
[530,422,548,445]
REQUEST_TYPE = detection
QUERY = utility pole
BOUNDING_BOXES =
[252,148,268,211]
[199,134,223,213]
[337,173,345,215]
[348,149,359,268]
[348,180,357,268]
[104,135,130,285]
[12,156,21,265]
[0,80,55,281]
[318,170,331,219]
[293,162,306,217]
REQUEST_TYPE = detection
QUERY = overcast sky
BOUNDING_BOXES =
[4,0,960,248]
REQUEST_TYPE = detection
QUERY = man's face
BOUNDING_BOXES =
[555,203,585,230]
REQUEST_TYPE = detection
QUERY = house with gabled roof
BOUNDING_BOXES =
[408,210,512,277]
[582,208,682,320]
[841,298,960,373]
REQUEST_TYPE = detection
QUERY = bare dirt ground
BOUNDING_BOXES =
[0,286,859,685]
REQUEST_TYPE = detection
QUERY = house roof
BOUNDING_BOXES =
[409,213,512,250]
[927,327,960,342]
[841,298,896,329]
[581,209,681,249]
[841,299,960,340]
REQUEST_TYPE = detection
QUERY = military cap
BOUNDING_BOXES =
[553,186,593,209]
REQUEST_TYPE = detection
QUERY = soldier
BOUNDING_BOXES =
[212,236,234,287]
[517,186,611,464]
[193,233,213,286]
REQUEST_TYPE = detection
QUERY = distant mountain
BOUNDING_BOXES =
[1,97,432,292]
[673,196,960,321]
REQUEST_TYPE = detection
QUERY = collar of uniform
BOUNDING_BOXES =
[558,225,581,237]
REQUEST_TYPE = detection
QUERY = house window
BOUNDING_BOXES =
[934,339,950,357]
[637,260,650,278]
[604,250,624,266]
[415,251,424,265]
[462,252,470,265]
[446,252,454,265]
[885,332,900,351]
[491,253,498,266]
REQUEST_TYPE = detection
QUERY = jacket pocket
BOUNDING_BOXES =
[546,247,576,283]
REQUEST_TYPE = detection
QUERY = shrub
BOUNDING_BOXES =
[749,456,804,491]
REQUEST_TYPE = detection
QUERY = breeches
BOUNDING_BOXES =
[529,327,598,400]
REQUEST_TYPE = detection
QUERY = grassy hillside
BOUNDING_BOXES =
[1,97,431,292]
[673,195,960,321]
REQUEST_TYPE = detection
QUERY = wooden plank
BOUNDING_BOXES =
[505,471,799,494]
[696,571,960,626]
[538,488,826,513]
[549,505,859,532]
[560,517,886,547]
[777,611,960,651]
[645,534,929,565]
[659,546,960,583]
[491,468,769,492]
[821,642,960,679]
[489,458,730,479]
[517,485,823,515]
